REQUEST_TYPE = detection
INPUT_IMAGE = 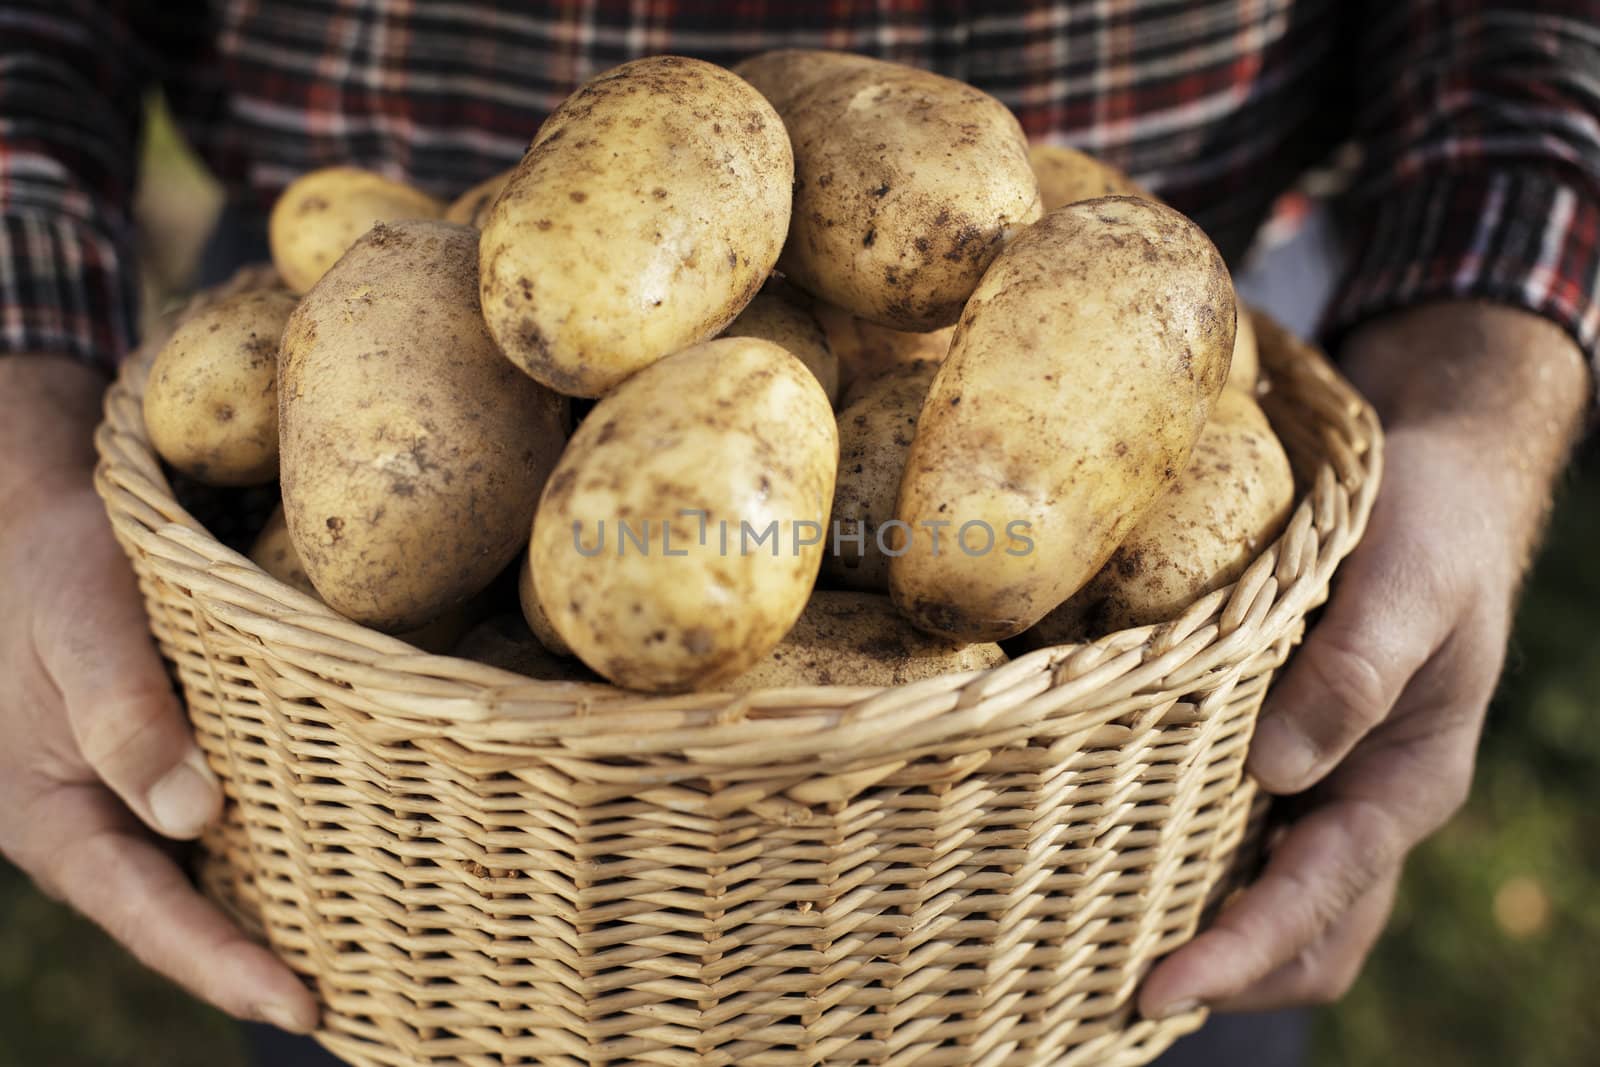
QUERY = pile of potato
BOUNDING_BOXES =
[142,52,1293,695]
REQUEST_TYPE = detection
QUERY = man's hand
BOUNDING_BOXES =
[1140,301,1590,1017]
[0,354,318,1033]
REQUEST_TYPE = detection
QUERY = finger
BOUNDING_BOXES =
[1247,529,1440,794]
[1211,870,1400,1013]
[1138,794,1403,1019]
[36,781,318,1033]
[35,517,221,839]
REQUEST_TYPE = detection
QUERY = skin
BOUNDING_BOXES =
[1140,301,1591,1018]
[0,298,1582,1035]
[720,292,840,405]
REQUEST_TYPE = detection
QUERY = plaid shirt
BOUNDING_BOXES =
[3,1,1599,377]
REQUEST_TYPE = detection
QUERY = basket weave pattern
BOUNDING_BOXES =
[95,270,1381,1067]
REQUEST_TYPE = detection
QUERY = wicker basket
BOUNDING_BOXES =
[95,268,1381,1067]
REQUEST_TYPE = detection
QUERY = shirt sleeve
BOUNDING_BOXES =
[1325,2,1600,375]
[0,2,180,372]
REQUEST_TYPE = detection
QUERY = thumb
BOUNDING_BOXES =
[1246,528,1438,795]
[37,506,221,839]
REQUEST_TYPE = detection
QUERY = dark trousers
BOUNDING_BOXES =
[248,1011,1309,1066]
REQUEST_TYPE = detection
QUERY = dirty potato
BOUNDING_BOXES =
[144,288,298,486]
[811,300,953,405]
[517,550,573,657]
[1027,389,1294,642]
[444,168,514,228]
[743,51,1040,331]
[725,591,1007,689]
[720,292,839,405]
[279,220,568,632]
[530,337,837,692]
[268,166,444,293]
[891,197,1236,641]
[1029,144,1151,211]
[823,362,940,592]
[480,56,793,397]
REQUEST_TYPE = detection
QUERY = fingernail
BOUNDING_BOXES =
[1155,998,1202,1021]
[1250,715,1317,788]
[259,1002,314,1035]
[148,749,221,839]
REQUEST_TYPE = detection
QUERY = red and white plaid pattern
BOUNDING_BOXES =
[3,1,1599,377]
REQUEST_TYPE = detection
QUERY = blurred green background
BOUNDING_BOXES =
[3,100,1598,1067]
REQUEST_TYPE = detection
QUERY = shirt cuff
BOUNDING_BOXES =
[1324,167,1600,379]
[0,208,139,373]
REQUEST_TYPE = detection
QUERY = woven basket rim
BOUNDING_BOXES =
[95,265,1383,769]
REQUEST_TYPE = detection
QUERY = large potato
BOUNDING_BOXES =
[144,288,297,486]
[811,300,953,405]
[743,51,1040,332]
[250,503,483,653]
[481,56,793,397]
[530,337,837,692]
[726,591,1006,690]
[1027,390,1294,642]
[1029,144,1150,211]
[823,362,939,592]
[279,220,568,632]
[891,196,1235,641]
[720,292,839,405]
[268,167,443,293]
[445,168,514,228]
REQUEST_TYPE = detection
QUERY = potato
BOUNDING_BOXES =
[480,56,793,397]
[743,51,1040,332]
[1027,389,1294,643]
[454,614,601,682]
[517,550,573,658]
[1228,303,1261,394]
[720,292,839,405]
[144,288,298,486]
[823,362,939,592]
[530,337,837,692]
[250,503,482,653]
[268,167,444,293]
[1029,144,1150,211]
[890,196,1235,641]
[732,49,883,117]
[811,300,953,405]
[445,169,514,228]
[726,591,1007,690]
[279,220,568,632]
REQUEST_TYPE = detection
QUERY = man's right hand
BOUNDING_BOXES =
[0,353,318,1033]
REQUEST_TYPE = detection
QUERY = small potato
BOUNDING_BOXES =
[445,169,515,228]
[1027,389,1294,643]
[481,56,793,397]
[891,197,1235,641]
[1029,144,1150,211]
[745,51,1040,331]
[720,292,839,405]
[250,503,482,653]
[144,288,298,486]
[726,591,1007,690]
[1228,303,1261,394]
[517,550,573,658]
[454,614,602,682]
[268,166,444,293]
[531,337,837,692]
[279,220,568,632]
[811,300,953,405]
[823,362,939,592]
